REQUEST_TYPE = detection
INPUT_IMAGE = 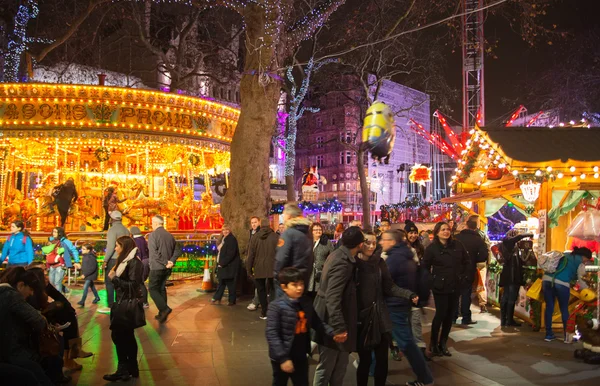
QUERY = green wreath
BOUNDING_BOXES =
[188,153,201,166]
[94,146,111,162]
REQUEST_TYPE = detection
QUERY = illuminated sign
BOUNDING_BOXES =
[409,164,432,186]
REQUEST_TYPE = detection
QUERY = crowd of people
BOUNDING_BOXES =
[0,213,182,384]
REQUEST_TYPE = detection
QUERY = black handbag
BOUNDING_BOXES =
[357,267,382,350]
[110,283,146,330]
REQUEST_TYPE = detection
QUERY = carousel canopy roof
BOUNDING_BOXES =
[482,127,600,163]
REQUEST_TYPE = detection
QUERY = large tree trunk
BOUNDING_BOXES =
[357,148,371,229]
[220,4,280,256]
[286,174,296,201]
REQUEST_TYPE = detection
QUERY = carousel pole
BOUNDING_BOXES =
[0,160,5,212]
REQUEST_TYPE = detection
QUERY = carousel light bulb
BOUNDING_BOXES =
[595,173,599,179]
[535,170,542,177]
[570,166,576,172]
[581,174,586,179]
[572,176,577,182]
[546,166,552,172]
[512,170,519,176]
[557,172,564,179]
[594,166,599,173]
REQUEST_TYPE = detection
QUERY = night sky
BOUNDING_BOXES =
[444,0,600,124]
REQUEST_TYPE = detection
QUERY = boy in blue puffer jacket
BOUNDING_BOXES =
[542,247,593,342]
[266,267,335,386]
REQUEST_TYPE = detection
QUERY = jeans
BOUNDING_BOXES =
[313,345,349,386]
[213,278,237,303]
[104,259,117,307]
[149,269,171,313]
[255,278,273,317]
[411,308,426,348]
[431,292,459,347]
[81,279,99,303]
[271,356,308,386]
[455,286,473,322]
[389,310,434,385]
[48,266,65,293]
[543,280,571,336]
[111,328,138,370]
[357,333,390,386]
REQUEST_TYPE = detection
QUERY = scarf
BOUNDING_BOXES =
[115,247,138,277]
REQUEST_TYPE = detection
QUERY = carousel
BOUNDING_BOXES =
[0,83,238,232]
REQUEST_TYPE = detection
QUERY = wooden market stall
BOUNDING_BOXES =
[442,125,600,326]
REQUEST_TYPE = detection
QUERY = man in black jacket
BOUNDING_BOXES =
[313,227,364,386]
[454,215,489,325]
[247,219,279,319]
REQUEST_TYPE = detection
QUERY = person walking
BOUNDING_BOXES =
[424,221,469,357]
[356,231,417,386]
[307,222,334,299]
[130,226,150,308]
[313,226,364,386]
[247,216,262,311]
[454,215,488,325]
[381,230,434,386]
[77,243,101,306]
[52,177,78,228]
[148,215,181,323]
[274,203,313,293]
[405,220,432,361]
[103,187,125,231]
[542,246,592,342]
[98,211,130,314]
[211,224,240,305]
[247,218,279,319]
[50,227,80,294]
[1,221,34,267]
[103,236,145,382]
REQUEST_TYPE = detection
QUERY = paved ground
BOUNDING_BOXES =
[67,281,600,386]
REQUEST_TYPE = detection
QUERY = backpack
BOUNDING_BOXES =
[537,250,565,273]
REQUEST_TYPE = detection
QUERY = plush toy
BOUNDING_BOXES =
[362,101,396,164]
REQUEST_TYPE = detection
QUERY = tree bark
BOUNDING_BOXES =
[220,4,280,256]
[286,174,296,201]
[357,148,371,229]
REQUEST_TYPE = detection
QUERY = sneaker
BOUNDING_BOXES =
[544,333,557,342]
[97,307,111,314]
[77,301,85,307]
[92,298,101,304]
[247,303,257,311]
[259,316,267,320]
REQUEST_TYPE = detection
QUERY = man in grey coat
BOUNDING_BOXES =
[148,215,181,323]
[98,211,130,314]
[313,226,365,386]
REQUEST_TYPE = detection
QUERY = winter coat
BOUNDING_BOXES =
[48,236,79,268]
[542,252,586,289]
[104,220,130,265]
[274,217,314,287]
[1,232,34,266]
[81,252,99,281]
[111,251,144,304]
[148,226,181,271]
[247,227,278,279]
[133,235,150,281]
[217,233,240,280]
[308,236,335,292]
[424,239,470,294]
[498,234,530,287]
[313,245,358,352]
[54,182,78,214]
[357,248,415,334]
[266,295,333,363]
[0,284,47,363]
[385,243,419,311]
[455,229,488,284]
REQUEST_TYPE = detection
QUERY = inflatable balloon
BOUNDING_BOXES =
[362,101,396,164]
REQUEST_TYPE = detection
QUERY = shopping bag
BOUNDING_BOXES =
[526,278,544,302]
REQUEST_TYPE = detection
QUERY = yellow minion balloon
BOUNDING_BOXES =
[362,101,396,164]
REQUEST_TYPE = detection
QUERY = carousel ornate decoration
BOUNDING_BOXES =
[0,83,238,231]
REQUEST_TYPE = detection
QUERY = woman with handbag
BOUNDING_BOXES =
[423,222,469,358]
[0,266,61,385]
[356,231,418,386]
[104,235,145,382]
[307,222,334,298]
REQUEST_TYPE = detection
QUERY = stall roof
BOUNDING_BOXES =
[482,127,600,163]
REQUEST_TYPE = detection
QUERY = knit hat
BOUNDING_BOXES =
[404,220,418,233]
[130,226,141,236]
[110,211,122,220]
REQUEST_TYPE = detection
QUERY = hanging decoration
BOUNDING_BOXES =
[520,180,541,203]
[486,166,503,180]
[408,164,432,186]
[94,146,111,163]
[188,153,201,167]
[362,101,396,164]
